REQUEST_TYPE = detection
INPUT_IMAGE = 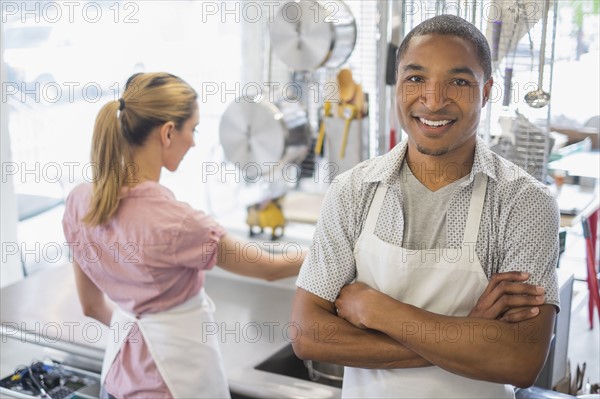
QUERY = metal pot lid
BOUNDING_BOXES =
[269,1,336,71]
[219,97,287,170]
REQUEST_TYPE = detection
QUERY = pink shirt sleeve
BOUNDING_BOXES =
[175,211,226,270]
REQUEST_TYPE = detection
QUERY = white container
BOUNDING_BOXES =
[323,115,369,179]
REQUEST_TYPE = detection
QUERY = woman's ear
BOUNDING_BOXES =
[160,122,176,147]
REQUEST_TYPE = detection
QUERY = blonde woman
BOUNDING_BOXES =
[62,73,303,398]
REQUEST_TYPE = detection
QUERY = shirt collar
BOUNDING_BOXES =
[119,181,175,199]
[362,140,407,184]
[471,136,497,182]
[362,136,497,185]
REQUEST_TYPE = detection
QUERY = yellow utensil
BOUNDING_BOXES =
[315,101,331,155]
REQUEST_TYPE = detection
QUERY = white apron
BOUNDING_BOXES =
[101,289,230,398]
[344,173,514,398]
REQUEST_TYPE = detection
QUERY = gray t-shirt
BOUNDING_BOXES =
[400,160,469,250]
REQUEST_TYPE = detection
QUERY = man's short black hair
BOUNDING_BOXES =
[396,14,492,81]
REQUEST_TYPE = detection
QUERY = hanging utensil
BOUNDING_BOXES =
[503,0,522,107]
[339,104,357,159]
[314,101,331,155]
[519,1,536,75]
[336,68,365,118]
[491,20,502,62]
[524,0,551,108]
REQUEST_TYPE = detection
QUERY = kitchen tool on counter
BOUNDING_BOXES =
[268,0,356,71]
[318,68,367,160]
[490,110,550,182]
[0,360,100,399]
[246,198,285,240]
[524,0,551,108]
[574,362,587,393]
[321,108,369,179]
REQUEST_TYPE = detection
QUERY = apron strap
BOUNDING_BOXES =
[463,173,488,245]
[101,309,136,386]
[364,183,388,234]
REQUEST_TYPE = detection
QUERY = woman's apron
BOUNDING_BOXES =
[101,289,230,398]
[344,173,514,398]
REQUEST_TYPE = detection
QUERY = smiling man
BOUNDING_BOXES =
[291,15,560,398]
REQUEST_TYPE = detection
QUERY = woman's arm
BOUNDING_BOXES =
[72,262,115,325]
[216,234,304,281]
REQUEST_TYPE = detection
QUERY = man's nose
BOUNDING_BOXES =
[420,82,451,112]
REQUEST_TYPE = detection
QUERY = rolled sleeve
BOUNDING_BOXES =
[175,211,226,270]
[62,194,77,244]
[62,184,90,258]
[296,173,360,302]
[499,184,561,312]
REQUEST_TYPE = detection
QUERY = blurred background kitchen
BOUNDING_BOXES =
[1,1,599,398]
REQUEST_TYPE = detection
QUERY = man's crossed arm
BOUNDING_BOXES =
[291,272,555,388]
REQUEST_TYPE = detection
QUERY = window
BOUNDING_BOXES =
[1,1,244,273]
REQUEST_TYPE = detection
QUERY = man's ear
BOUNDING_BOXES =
[482,78,493,107]
[160,122,176,147]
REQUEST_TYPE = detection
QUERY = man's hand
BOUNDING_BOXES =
[469,271,545,322]
[335,282,391,329]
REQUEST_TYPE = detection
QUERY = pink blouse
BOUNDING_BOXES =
[62,181,226,398]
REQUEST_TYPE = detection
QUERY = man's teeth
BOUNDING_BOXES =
[419,118,452,127]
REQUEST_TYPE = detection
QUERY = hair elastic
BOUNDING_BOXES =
[118,98,126,111]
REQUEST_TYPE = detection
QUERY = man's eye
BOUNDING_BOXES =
[406,76,424,83]
[452,79,470,86]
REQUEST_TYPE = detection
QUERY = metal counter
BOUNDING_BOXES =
[0,263,340,398]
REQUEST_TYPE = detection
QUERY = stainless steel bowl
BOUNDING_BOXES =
[304,360,344,382]
[268,0,357,71]
[219,95,311,180]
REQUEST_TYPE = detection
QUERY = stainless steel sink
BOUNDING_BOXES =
[254,344,343,389]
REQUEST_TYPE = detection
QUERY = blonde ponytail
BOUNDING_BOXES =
[82,72,197,226]
[82,101,132,226]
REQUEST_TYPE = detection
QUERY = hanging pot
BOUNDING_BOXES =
[219,94,312,180]
[268,0,357,71]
